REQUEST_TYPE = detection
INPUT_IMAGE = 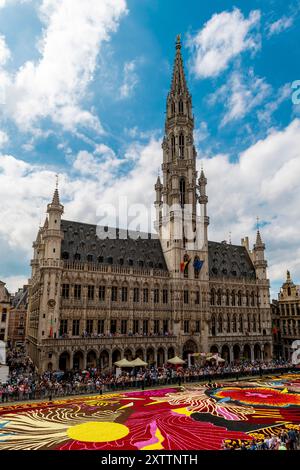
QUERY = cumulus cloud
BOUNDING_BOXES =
[201,118,300,286]
[0,129,9,147]
[209,69,271,126]
[3,275,29,294]
[1,120,300,293]
[0,137,162,261]
[188,8,261,78]
[119,60,139,99]
[0,0,128,132]
[267,16,294,37]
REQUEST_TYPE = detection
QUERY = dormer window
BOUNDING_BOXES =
[87,254,93,262]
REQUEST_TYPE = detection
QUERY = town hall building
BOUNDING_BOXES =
[26,37,273,372]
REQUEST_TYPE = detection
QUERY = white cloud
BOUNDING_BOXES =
[1,120,300,292]
[257,83,291,124]
[194,121,209,144]
[188,8,261,78]
[209,69,271,126]
[0,129,8,147]
[267,16,294,37]
[1,0,128,132]
[202,119,300,285]
[119,60,139,99]
[2,275,29,294]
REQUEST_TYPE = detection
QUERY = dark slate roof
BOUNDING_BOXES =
[60,220,168,271]
[208,241,256,279]
[11,287,28,309]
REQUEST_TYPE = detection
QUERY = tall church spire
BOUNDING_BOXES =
[155,36,209,274]
[170,35,189,96]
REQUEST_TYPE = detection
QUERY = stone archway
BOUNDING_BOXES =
[233,344,240,362]
[86,350,97,368]
[73,350,84,370]
[99,350,109,370]
[147,348,155,365]
[264,343,271,360]
[135,348,144,360]
[221,345,230,362]
[183,339,198,365]
[254,343,261,360]
[112,349,121,364]
[157,348,165,367]
[124,348,133,361]
[168,347,175,359]
[59,351,70,371]
[243,344,251,361]
[210,345,219,354]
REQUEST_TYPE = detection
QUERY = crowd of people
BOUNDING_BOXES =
[223,428,300,450]
[0,348,295,403]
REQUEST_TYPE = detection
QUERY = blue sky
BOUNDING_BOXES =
[0,0,299,297]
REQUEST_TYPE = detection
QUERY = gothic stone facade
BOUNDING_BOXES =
[272,271,300,360]
[26,38,272,372]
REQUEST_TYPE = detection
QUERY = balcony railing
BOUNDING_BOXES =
[42,334,177,347]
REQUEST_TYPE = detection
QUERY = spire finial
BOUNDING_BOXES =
[256,216,260,231]
[229,231,232,244]
[55,173,59,189]
[176,34,181,49]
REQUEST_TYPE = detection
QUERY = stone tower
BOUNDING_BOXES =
[155,35,209,281]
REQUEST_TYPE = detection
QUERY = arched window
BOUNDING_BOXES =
[171,101,175,115]
[232,315,237,333]
[171,135,175,159]
[87,254,93,262]
[227,314,231,333]
[246,291,249,306]
[226,290,230,306]
[179,133,184,158]
[253,314,257,332]
[179,177,186,207]
[247,315,251,332]
[231,290,236,306]
[238,291,242,306]
[179,100,184,114]
[211,315,216,336]
[218,314,223,333]
[74,253,81,261]
[217,289,222,306]
[258,313,261,332]
[239,314,243,333]
[62,251,69,260]
[210,289,215,306]
[251,291,255,306]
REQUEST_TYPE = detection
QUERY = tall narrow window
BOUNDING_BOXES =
[88,285,94,300]
[211,316,216,336]
[171,101,175,115]
[178,100,184,114]
[133,320,139,334]
[179,133,184,158]
[179,177,185,207]
[227,314,231,333]
[171,135,175,159]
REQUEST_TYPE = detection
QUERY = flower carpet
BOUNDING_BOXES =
[0,373,299,450]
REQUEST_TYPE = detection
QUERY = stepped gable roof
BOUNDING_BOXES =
[208,241,256,280]
[60,220,168,271]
